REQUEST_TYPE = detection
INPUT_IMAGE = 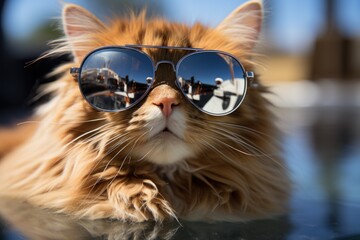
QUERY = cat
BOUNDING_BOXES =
[0,0,290,222]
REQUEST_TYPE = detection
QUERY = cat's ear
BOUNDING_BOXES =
[62,4,106,61]
[216,0,263,50]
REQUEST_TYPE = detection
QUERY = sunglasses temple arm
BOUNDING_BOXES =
[70,67,80,79]
[246,71,259,88]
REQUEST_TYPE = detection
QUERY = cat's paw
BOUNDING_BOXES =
[108,178,176,222]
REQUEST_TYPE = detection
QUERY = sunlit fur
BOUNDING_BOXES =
[0,0,290,222]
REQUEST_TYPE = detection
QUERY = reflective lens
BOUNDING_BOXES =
[77,47,248,115]
[79,48,154,111]
[177,52,246,115]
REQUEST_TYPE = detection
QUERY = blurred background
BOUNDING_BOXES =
[0,0,359,239]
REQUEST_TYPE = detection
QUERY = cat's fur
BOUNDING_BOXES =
[0,0,290,222]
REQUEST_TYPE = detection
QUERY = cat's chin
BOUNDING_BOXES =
[134,131,194,165]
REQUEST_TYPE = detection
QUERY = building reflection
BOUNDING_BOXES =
[178,75,245,114]
[81,67,150,110]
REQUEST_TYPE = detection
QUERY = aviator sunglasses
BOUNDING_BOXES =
[70,45,256,116]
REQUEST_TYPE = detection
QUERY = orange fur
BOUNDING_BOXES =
[0,0,290,222]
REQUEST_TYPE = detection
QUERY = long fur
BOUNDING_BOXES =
[0,1,290,222]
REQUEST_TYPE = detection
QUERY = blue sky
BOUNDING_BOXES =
[2,0,360,55]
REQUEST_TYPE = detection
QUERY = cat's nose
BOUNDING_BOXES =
[153,97,179,117]
[149,85,181,117]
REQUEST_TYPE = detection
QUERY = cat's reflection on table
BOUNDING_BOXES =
[0,198,291,240]
[0,198,178,240]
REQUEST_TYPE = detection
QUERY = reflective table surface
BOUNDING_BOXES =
[0,107,359,240]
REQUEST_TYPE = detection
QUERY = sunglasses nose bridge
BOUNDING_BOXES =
[154,61,176,72]
[152,60,179,89]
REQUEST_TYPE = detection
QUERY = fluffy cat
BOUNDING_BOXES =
[0,0,290,222]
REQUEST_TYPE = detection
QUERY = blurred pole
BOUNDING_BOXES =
[309,0,359,235]
[310,0,359,81]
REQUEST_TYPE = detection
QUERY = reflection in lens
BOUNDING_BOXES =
[79,48,153,111]
[177,52,246,115]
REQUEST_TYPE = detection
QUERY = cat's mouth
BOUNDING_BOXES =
[155,127,182,140]
[159,127,174,136]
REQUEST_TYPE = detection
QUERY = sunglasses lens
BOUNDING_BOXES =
[79,48,153,111]
[177,52,246,115]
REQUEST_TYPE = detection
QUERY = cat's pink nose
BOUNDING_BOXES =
[153,97,179,117]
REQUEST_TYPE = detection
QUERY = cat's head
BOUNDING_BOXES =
[44,0,267,166]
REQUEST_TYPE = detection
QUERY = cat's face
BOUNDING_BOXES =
[48,1,264,166]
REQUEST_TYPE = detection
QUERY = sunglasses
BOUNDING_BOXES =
[70,45,255,116]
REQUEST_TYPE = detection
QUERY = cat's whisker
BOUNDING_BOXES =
[87,135,138,191]
[181,162,217,173]
[189,139,237,198]
[108,129,151,181]
[17,117,108,127]
[135,145,155,162]
[75,136,137,213]
[83,143,141,211]
[200,139,238,164]
[61,122,114,155]
[208,120,268,134]
[60,126,130,183]
[82,126,127,147]
[205,133,256,157]
[205,124,287,169]
[192,171,221,198]
[206,120,283,150]
[64,122,113,146]
[122,128,151,162]
[102,132,135,157]
[103,167,122,203]
[86,129,151,209]
[207,125,276,157]
[208,120,281,144]
[187,122,260,156]
[201,126,287,170]
[135,133,157,163]
[199,139,270,181]
[80,131,133,185]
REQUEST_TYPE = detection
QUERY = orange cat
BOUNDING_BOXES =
[0,0,290,222]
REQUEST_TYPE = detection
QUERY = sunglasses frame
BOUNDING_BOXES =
[70,45,255,116]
